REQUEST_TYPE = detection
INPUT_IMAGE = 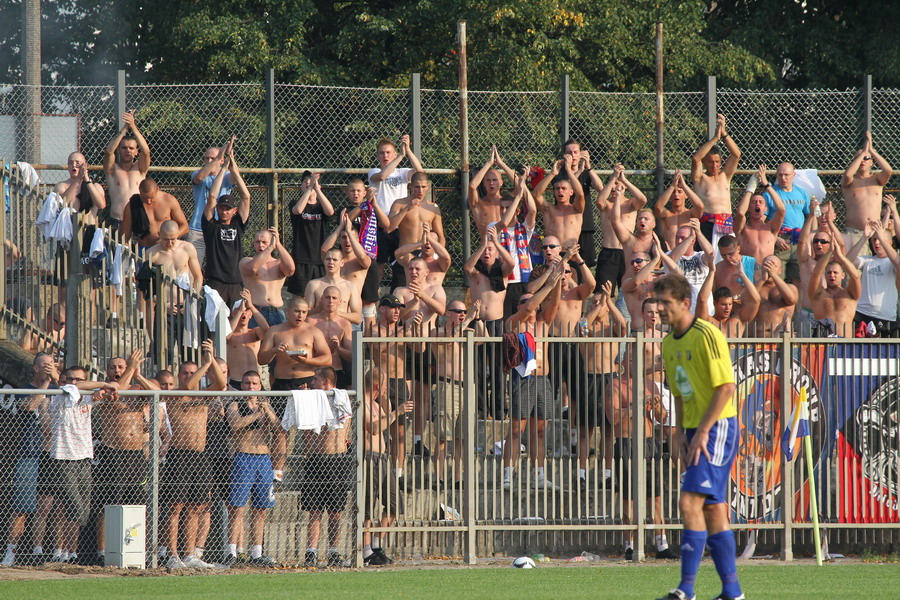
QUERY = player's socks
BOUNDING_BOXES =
[707,530,742,599]
[678,529,708,598]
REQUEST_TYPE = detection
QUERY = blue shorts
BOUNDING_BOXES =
[681,417,738,505]
[12,457,39,514]
[228,453,276,510]
[250,305,286,328]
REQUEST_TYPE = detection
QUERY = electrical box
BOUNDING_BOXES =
[104,505,146,569]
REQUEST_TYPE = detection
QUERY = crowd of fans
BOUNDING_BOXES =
[1,109,897,568]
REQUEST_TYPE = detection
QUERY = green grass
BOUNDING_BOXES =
[4,564,900,599]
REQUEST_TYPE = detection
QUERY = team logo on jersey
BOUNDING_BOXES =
[729,347,826,523]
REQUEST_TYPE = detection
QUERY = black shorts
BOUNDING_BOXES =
[376,228,400,265]
[299,454,354,513]
[361,263,381,303]
[550,341,584,393]
[207,280,243,309]
[574,373,614,429]
[205,422,233,495]
[364,452,403,518]
[271,376,314,417]
[57,458,92,526]
[161,448,211,506]
[594,247,626,293]
[405,349,434,383]
[387,378,409,410]
[578,230,598,268]
[336,369,352,390]
[700,220,715,245]
[614,438,663,499]
[93,446,147,508]
[37,451,60,496]
[287,263,325,296]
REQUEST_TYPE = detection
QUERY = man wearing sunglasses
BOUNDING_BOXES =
[797,198,845,336]
[842,130,893,252]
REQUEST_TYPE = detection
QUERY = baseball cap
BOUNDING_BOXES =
[379,294,405,308]
[216,194,236,209]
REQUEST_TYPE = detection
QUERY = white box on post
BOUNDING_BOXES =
[104,505,146,568]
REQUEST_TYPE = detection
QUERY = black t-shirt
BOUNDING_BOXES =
[579,170,596,232]
[202,214,247,284]
[289,200,330,265]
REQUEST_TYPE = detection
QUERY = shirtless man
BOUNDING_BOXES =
[695,260,761,337]
[306,248,362,325]
[750,255,798,336]
[733,165,786,263]
[257,296,332,474]
[496,174,537,315]
[468,145,516,237]
[224,371,280,567]
[594,165,648,293]
[301,367,355,567]
[692,113,742,246]
[360,367,414,566]
[425,299,486,488]
[54,152,106,224]
[501,260,563,491]
[622,236,680,331]
[611,199,656,266]
[464,225,516,333]
[145,220,203,291]
[563,140,605,270]
[308,286,353,389]
[388,172,445,249]
[714,235,757,300]
[797,198,845,334]
[808,232,862,337]
[842,130,894,250]
[653,170,704,250]
[395,230,451,286]
[342,183,388,327]
[321,211,374,298]
[240,228,295,326]
[576,282,626,490]
[526,235,565,293]
[393,257,447,329]
[121,179,189,247]
[533,158,585,247]
[226,289,269,389]
[102,110,150,224]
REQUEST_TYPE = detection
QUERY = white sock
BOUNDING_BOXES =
[227,544,237,556]
[329,546,339,554]
[194,547,204,559]
[307,547,317,554]
[273,469,284,481]
[503,466,512,479]
[52,549,62,559]
[656,535,669,551]
[363,545,373,558]
[414,435,422,443]
[625,541,633,551]
[604,469,612,478]
[238,546,245,554]
[536,467,545,480]
[578,468,586,479]
[250,545,262,559]
[396,468,403,478]
[33,545,43,555]
[372,536,381,549]
[158,546,168,559]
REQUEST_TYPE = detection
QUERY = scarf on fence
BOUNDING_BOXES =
[358,200,378,258]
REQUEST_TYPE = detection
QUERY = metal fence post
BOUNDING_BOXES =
[632,331,646,562]
[64,215,83,367]
[862,74,873,143]
[706,76,717,140]
[458,22,471,278]
[148,389,161,568]
[353,329,365,568]
[266,68,277,229]
[464,329,477,565]
[410,73,421,157]
[117,70,126,129]
[781,332,794,561]
[560,74,570,146]
[654,22,665,199]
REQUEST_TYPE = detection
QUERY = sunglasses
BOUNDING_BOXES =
[447,308,467,314]
[542,244,560,250]
[813,239,830,244]
[863,155,872,161]
[632,258,647,264]
[564,270,572,274]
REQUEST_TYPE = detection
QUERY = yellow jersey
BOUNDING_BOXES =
[662,318,736,428]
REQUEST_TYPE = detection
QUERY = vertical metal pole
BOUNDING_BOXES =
[64,215,82,367]
[560,74,570,146]
[21,0,41,164]
[706,76,717,140]
[633,331,646,562]
[464,329,477,565]
[410,73,422,157]
[458,21,471,277]
[353,329,365,568]
[781,333,794,561]
[117,70,127,129]
[148,389,161,568]
[0,166,6,341]
[266,68,277,228]
[862,74,873,141]
[654,22,665,199]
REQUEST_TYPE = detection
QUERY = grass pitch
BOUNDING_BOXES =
[2,563,898,599]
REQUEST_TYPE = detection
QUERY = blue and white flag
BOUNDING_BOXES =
[781,387,810,462]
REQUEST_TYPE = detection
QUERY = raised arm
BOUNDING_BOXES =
[564,158,585,214]
[401,134,424,176]
[619,170,648,211]
[654,233,681,274]
[311,173,335,217]
[736,267,762,323]
[719,115,741,179]
[292,182,315,216]
[370,135,406,183]
[832,240,862,300]
[654,177,677,219]
[490,225,516,277]
[692,114,725,183]
[271,228,295,276]
[609,190,634,246]
[846,220,874,263]
[872,218,900,266]
[808,245,832,301]
[532,160,562,213]
[102,113,131,173]
[492,146,517,183]
[226,142,251,223]
[678,171,706,217]
[468,153,497,208]
[695,262,715,321]
[867,130,894,186]
[428,235,452,273]
[570,248,596,298]
[759,165,786,233]
[204,143,232,221]
[733,172,757,235]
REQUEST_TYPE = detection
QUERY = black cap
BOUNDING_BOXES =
[379,294,405,308]
[216,194,236,209]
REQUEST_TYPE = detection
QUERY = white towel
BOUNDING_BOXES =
[203,285,232,336]
[59,384,82,408]
[173,274,199,349]
[15,162,40,188]
[327,388,353,430]
[48,206,75,246]
[282,389,334,433]
[36,193,61,237]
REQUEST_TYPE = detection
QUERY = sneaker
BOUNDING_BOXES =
[373,547,393,564]
[2,548,14,567]
[413,441,431,458]
[453,480,464,490]
[183,555,215,568]
[656,547,679,560]
[304,550,318,567]
[655,590,695,600]
[326,551,344,567]
[249,555,276,567]
[710,596,745,600]
[624,548,634,561]
[533,477,559,491]
[166,556,186,569]
[502,477,512,491]
[67,555,80,564]
[363,551,389,566]
[578,477,587,492]
[223,554,238,567]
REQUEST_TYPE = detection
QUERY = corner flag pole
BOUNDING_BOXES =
[801,387,823,566]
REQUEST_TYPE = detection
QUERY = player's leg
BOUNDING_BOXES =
[674,491,708,600]
[704,501,743,599]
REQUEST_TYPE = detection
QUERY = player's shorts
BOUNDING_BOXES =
[509,372,556,420]
[682,416,738,505]
[299,453,354,512]
[93,445,148,508]
[161,448,211,506]
[432,377,464,441]
[228,452,276,510]
[574,372,614,429]
[594,247,625,293]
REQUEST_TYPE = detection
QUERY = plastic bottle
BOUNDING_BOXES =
[812,195,821,218]
[577,317,589,337]
[581,551,599,562]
